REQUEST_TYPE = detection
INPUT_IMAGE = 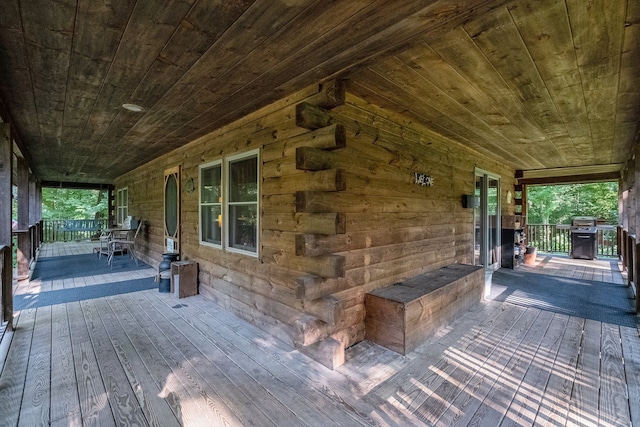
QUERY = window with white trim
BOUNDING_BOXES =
[199,161,222,247]
[199,150,259,257]
[116,187,128,225]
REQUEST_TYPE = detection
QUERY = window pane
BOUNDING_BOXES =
[201,165,221,204]
[228,204,257,252]
[201,205,222,245]
[229,156,257,203]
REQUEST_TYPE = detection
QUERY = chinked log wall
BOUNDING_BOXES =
[115,80,515,369]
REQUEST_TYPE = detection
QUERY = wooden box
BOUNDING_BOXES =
[365,264,484,355]
[170,261,198,298]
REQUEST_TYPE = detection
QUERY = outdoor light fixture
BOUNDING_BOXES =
[122,103,145,112]
[462,194,480,209]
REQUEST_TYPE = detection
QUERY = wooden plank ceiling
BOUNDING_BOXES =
[0,0,638,184]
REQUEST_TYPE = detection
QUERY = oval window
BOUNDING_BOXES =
[165,174,178,237]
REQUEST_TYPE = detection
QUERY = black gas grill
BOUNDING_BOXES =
[570,216,598,260]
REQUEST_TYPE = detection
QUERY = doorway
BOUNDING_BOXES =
[164,166,180,255]
[474,169,501,294]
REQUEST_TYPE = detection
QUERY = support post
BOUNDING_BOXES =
[636,242,640,314]
[16,157,30,280]
[0,124,13,329]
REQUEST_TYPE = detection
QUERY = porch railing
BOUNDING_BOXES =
[525,224,618,258]
[619,228,640,314]
[43,219,107,242]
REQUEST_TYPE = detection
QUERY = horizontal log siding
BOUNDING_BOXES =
[310,95,515,350]
[115,84,515,366]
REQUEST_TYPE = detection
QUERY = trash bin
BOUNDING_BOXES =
[158,253,179,293]
[524,246,537,265]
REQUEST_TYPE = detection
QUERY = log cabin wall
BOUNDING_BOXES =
[115,81,516,368]
[619,150,638,237]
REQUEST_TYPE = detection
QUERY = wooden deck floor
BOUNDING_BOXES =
[0,243,638,426]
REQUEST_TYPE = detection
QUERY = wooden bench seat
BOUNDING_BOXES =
[365,263,484,355]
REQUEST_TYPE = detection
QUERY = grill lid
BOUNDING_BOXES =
[571,216,597,227]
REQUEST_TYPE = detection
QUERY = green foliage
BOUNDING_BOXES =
[42,188,109,220]
[527,182,618,224]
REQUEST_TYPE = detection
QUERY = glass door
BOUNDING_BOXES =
[474,170,501,270]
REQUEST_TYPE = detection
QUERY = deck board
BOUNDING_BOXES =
[566,319,602,427]
[18,305,52,427]
[93,297,181,427]
[0,308,36,427]
[534,316,585,425]
[114,293,234,426]
[0,243,637,426]
[412,306,531,424]
[500,313,570,426]
[79,299,149,426]
[599,323,631,426]
[49,303,82,425]
[66,301,116,427]
[141,290,360,427]
[130,292,287,427]
[621,326,640,427]
[462,309,555,426]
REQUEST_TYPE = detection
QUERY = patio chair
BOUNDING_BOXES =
[94,229,111,258]
[108,221,144,268]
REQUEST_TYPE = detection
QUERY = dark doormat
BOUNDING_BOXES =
[14,277,158,310]
[493,269,637,328]
[31,253,149,281]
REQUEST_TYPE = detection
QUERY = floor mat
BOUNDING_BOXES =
[31,253,149,281]
[492,268,637,328]
[14,277,158,310]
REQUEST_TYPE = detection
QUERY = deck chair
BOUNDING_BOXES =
[94,229,111,259]
[108,221,144,268]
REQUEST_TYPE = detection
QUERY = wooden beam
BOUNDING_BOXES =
[296,212,346,236]
[262,169,346,194]
[517,171,621,185]
[41,180,113,190]
[305,80,346,109]
[296,146,336,171]
[295,102,334,130]
[262,247,345,278]
[297,337,345,370]
[262,123,346,163]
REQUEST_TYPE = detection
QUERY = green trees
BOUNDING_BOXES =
[527,182,618,224]
[42,188,108,220]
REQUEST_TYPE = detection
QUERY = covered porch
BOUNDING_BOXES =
[0,242,637,426]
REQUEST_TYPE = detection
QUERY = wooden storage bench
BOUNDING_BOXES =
[365,264,484,355]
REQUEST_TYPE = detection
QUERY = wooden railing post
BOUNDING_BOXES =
[618,226,623,259]
[622,230,629,271]
[628,234,635,286]
[1,245,12,330]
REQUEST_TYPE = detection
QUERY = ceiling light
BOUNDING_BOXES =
[122,103,145,112]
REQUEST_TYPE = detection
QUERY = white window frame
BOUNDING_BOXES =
[225,150,259,257]
[116,187,128,226]
[198,149,260,258]
[199,160,223,249]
